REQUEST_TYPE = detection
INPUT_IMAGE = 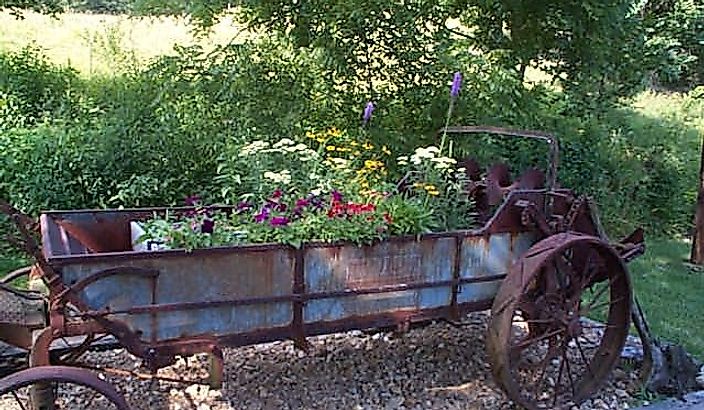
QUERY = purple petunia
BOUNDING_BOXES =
[201,218,215,234]
[331,190,343,202]
[254,208,270,223]
[270,216,290,227]
[362,101,375,125]
[450,72,462,98]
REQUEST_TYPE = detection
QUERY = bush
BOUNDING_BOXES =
[0,44,700,240]
[0,46,86,129]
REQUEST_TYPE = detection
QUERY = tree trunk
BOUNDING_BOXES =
[691,134,704,264]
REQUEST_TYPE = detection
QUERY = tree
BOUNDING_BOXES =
[0,0,63,15]
[132,0,648,108]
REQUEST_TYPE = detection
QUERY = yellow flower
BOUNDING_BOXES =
[336,147,351,152]
[350,141,359,147]
[327,127,342,137]
[306,131,316,139]
[424,184,437,191]
[363,142,374,150]
[413,182,423,188]
[427,190,440,196]
[381,145,391,155]
[364,160,384,170]
[326,145,336,151]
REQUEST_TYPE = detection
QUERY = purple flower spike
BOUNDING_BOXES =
[201,219,215,234]
[362,101,375,125]
[450,72,462,98]
[331,190,343,202]
[254,208,270,223]
[270,216,290,227]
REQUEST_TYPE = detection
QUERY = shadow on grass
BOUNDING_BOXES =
[629,238,704,359]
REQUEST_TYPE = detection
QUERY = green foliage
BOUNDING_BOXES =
[133,0,651,108]
[0,28,702,240]
[68,0,131,14]
[0,46,85,129]
[0,0,62,16]
[643,0,703,88]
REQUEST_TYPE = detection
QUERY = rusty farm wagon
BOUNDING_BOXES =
[0,127,645,409]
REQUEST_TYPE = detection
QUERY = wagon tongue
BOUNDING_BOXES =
[614,227,645,263]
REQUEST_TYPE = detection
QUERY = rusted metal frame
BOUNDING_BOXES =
[514,199,553,237]
[449,234,463,320]
[44,191,547,266]
[144,300,495,353]
[77,274,508,317]
[438,126,559,193]
[150,270,158,348]
[303,300,494,338]
[54,267,160,303]
[75,363,212,386]
[292,248,307,349]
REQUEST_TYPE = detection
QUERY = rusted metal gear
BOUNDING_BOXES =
[0,365,130,409]
[487,232,632,409]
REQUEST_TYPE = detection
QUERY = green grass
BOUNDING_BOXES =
[0,10,246,75]
[629,238,704,359]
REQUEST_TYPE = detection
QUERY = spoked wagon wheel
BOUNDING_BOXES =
[488,232,632,409]
[0,366,130,410]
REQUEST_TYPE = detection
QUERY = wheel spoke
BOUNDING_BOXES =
[552,355,566,407]
[582,296,626,315]
[575,337,596,380]
[11,391,27,410]
[513,328,564,351]
[512,318,555,324]
[583,275,620,311]
[581,323,620,330]
[563,350,576,397]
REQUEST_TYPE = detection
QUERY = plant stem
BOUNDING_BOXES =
[439,97,456,155]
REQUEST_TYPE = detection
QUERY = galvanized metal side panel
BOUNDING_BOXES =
[61,249,294,342]
[457,233,535,303]
[303,238,455,323]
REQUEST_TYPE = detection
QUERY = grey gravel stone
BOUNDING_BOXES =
[0,312,647,409]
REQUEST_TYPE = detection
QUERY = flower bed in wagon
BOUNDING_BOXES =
[135,73,477,250]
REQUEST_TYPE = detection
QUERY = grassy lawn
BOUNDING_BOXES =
[629,238,704,359]
[0,10,245,75]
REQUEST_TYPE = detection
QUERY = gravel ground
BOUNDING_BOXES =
[0,312,647,409]
[93,312,643,410]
